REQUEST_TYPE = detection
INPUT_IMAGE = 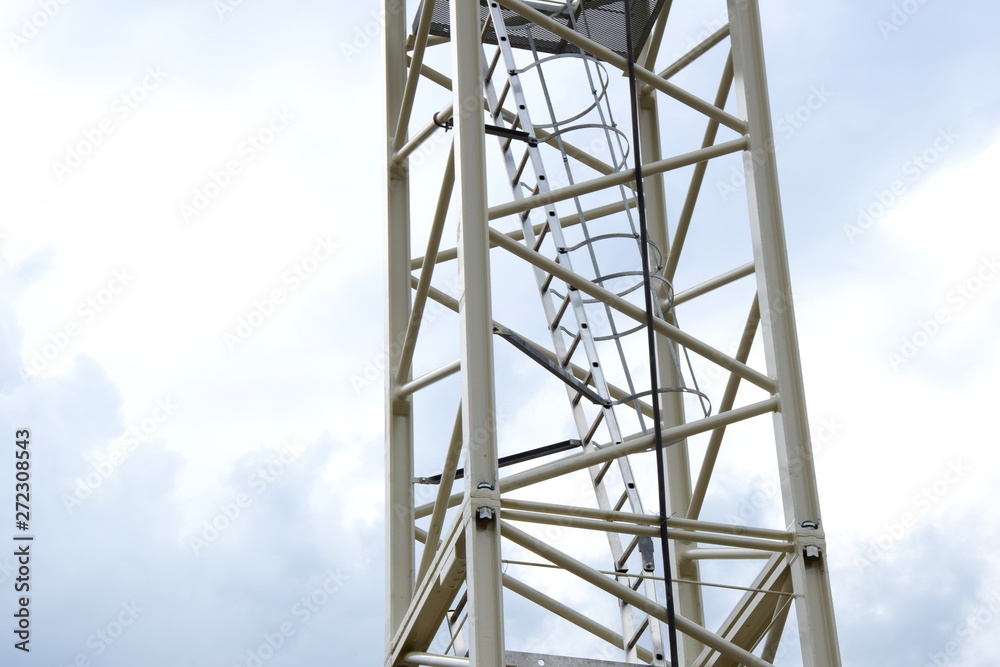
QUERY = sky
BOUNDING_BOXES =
[1,0,999,666]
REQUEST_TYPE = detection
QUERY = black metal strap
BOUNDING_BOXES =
[419,439,583,484]
[493,326,609,407]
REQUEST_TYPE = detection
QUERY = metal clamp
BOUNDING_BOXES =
[470,482,500,524]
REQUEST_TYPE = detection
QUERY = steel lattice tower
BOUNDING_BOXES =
[384,1,842,666]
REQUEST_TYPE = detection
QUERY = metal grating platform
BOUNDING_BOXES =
[415,0,668,59]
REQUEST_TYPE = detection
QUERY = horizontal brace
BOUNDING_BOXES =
[487,137,749,223]
[502,511,792,552]
[683,548,773,560]
[401,652,469,667]
[671,261,755,307]
[415,397,779,520]
[410,197,633,270]
[393,102,453,164]
[658,24,731,81]
[405,34,450,50]
[396,359,460,398]
[501,498,794,541]
[502,509,657,537]
[499,397,779,495]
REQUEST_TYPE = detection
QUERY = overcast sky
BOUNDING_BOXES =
[1,0,999,666]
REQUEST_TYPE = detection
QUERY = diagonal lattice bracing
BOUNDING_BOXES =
[385,1,843,665]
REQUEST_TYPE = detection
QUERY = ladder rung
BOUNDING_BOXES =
[627,616,649,649]
[532,221,550,252]
[489,93,502,119]
[513,149,529,185]
[570,370,593,407]
[594,457,612,485]
[617,533,640,570]
[614,488,630,512]
[486,47,502,90]
[497,80,511,112]
[550,293,571,330]
[584,407,604,445]
[561,331,582,368]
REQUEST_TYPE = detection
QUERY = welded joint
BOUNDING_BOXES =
[391,396,412,417]
[469,482,501,523]
[389,159,409,179]
[639,82,657,104]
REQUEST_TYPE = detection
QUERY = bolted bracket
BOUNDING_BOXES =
[796,519,826,564]
[469,482,501,524]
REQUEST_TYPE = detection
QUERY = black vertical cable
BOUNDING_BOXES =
[621,2,681,665]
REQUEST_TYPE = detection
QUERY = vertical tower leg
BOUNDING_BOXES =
[453,1,505,665]
[727,1,843,665]
[384,0,414,649]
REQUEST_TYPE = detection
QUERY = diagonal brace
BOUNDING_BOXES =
[494,326,609,406]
